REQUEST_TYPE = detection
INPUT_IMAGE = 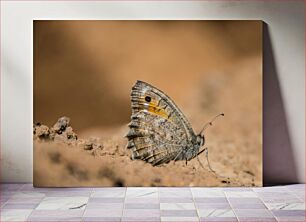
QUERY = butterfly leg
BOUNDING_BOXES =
[197,148,233,184]
[197,147,207,157]
[204,147,216,173]
[197,147,216,174]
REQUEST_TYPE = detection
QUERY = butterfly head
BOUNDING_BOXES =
[196,134,205,147]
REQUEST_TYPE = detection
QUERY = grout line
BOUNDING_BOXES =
[15,184,36,221]
[288,188,305,202]
[190,187,200,222]
[158,187,161,222]
[255,188,280,222]
[120,187,127,222]
[0,192,11,208]
[19,184,27,191]
[81,187,93,222]
[224,189,240,222]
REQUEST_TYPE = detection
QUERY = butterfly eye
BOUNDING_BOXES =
[145,96,151,102]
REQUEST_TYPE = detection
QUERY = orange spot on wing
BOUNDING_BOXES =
[148,105,168,119]
[147,99,169,119]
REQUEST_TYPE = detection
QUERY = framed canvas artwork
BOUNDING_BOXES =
[33,20,262,187]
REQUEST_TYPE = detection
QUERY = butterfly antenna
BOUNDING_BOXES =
[199,113,224,135]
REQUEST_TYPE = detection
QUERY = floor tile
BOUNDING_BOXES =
[27,217,83,221]
[161,216,199,222]
[191,188,225,197]
[230,202,266,209]
[224,191,258,198]
[158,188,191,192]
[36,196,88,210]
[122,217,161,221]
[125,203,160,209]
[265,202,305,210]
[19,184,40,191]
[0,209,32,221]
[227,198,262,204]
[253,186,290,193]
[237,218,277,222]
[21,184,92,192]
[91,188,126,198]
[257,192,298,198]
[83,209,123,217]
[199,217,238,222]
[292,191,305,201]
[125,198,159,203]
[194,197,228,203]
[159,189,192,198]
[89,197,124,203]
[261,198,302,204]
[161,209,198,217]
[122,209,160,217]
[86,202,123,209]
[29,209,84,217]
[1,184,24,191]
[11,191,46,199]
[285,184,305,191]
[257,192,300,203]
[196,203,231,209]
[7,197,44,204]
[271,209,305,217]
[92,187,126,191]
[1,191,16,196]
[198,209,235,217]
[222,188,252,191]
[1,196,11,206]
[83,217,121,222]
[160,197,194,203]
[160,203,196,210]
[126,188,158,198]
[44,191,91,197]
[276,217,306,222]
[2,203,39,209]
[234,209,274,218]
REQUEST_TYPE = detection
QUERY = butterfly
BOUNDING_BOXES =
[126,80,224,167]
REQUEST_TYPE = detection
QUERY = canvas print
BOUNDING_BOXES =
[34,20,262,187]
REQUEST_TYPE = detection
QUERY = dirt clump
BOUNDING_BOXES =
[34,117,103,153]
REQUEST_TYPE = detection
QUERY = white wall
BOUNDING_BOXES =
[1,1,304,184]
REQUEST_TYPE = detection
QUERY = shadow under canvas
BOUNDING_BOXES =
[263,23,298,185]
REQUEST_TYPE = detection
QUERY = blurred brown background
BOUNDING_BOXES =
[34,20,262,186]
[34,20,261,132]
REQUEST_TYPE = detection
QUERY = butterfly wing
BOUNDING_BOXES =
[126,80,198,166]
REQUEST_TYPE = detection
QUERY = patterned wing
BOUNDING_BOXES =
[126,80,197,166]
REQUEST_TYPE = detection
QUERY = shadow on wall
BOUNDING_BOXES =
[263,23,298,185]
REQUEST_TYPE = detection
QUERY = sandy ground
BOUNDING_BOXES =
[34,123,261,187]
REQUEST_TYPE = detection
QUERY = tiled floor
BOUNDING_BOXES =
[0,184,305,222]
